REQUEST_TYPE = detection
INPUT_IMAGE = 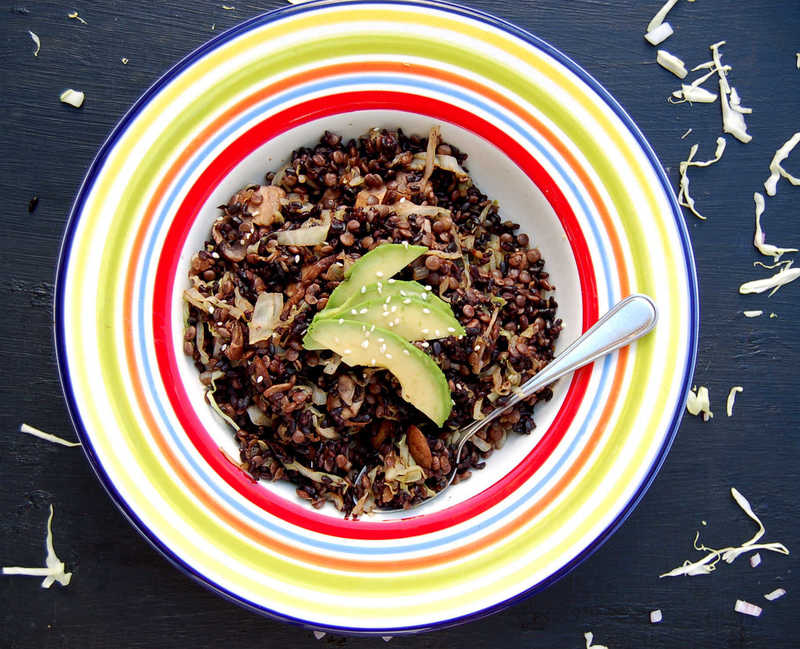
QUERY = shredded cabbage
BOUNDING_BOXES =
[283,460,349,487]
[710,41,752,143]
[739,264,800,296]
[752,192,798,260]
[2,505,72,588]
[645,22,673,46]
[276,211,330,246]
[734,600,762,617]
[647,0,678,32]
[763,132,800,196]
[764,588,786,601]
[726,386,743,417]
[677,139,726,219]
[743,310,763,318]
[584,631,609,649]
[660,487,789,578]
[28,30,40,56]
[59,89,85,108]
[248,292,283,344]
[657,49,688,78]
[686,385,713,421]
[19,423,80,447]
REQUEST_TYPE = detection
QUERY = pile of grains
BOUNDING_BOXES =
[183,127,561,515]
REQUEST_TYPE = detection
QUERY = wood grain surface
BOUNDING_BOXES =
[1,1,798,647]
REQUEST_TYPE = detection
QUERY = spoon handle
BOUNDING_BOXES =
[456,294,657,447]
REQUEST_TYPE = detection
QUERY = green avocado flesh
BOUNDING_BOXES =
[302,319,452,426]
[309,296,464,347]
[325,243,427,308]
[322,279,451,318]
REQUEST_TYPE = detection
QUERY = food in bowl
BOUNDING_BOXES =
[182,126,561,515]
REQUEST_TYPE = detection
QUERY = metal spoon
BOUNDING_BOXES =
[357,293,658,514]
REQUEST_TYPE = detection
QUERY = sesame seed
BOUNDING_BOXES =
[359,308,368,314]
[361,285,367,294]
[435,330,441,336]
[403,349,410,355]
[370,358,377,366]
[388,321,396,327]
[423,308,431,314]
[385,353,392,360]
[375,271,384,278]
[216,321,224,326]
[378,338,385,343]
[343,349,352,355]
[294,254,300,263]
[221,344,227,351]
[351,309,358,315]
[399,290,407,296]
[393,318,401,326]
[208,306,215,313]
[402,298,412,304]
[402,241,409,248]
[377,284,383,294]
[424,285,432,291]
[474,344,481,351]
[421,342,429,347]
[391,306,398,313]
[422,328,430,334]
[369,324,375,331]
[211,251,220,259]
[458,335,465,340]
[380,344,387,353]
[385,296,392,304]
[447,327,455,333]
[387,278,396,284]
[338,318,344,325]
[382,311,390,317]
[361,340,370,348]
[256,376,263,383]
[421,293,428,300]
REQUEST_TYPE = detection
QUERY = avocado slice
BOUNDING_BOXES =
[307,296,464,349]
[322,279,451,318]
[326,243,427,308]
[303,319,452,426]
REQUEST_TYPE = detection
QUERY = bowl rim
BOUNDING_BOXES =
[53,0,698,635]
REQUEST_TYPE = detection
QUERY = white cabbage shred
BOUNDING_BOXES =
[645,22,674,46]
[60,89,85,108]
[725,386,743,417]
[584,631,609,649]
[739,263,800,296]
[647,0,679,33]
[660,488,789,578]
[743,310,763,318]
[686,385,713,420]
[752,192,798,260]
[19,422,81,447]
[750,552,761,567]
[677,138,726,219]
[710,41,752,143]
[734,600,762,617]
[248,292,283,343]
[28,30,40,56]
[764,588,786,601]
[657,49,688,78]
[671,85,717,103]
[2,505,72,588]
[763,132,800,196]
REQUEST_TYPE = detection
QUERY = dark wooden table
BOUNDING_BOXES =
[2,1,798,647]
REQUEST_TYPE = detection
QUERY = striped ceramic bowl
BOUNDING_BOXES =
[55,0,697,635]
